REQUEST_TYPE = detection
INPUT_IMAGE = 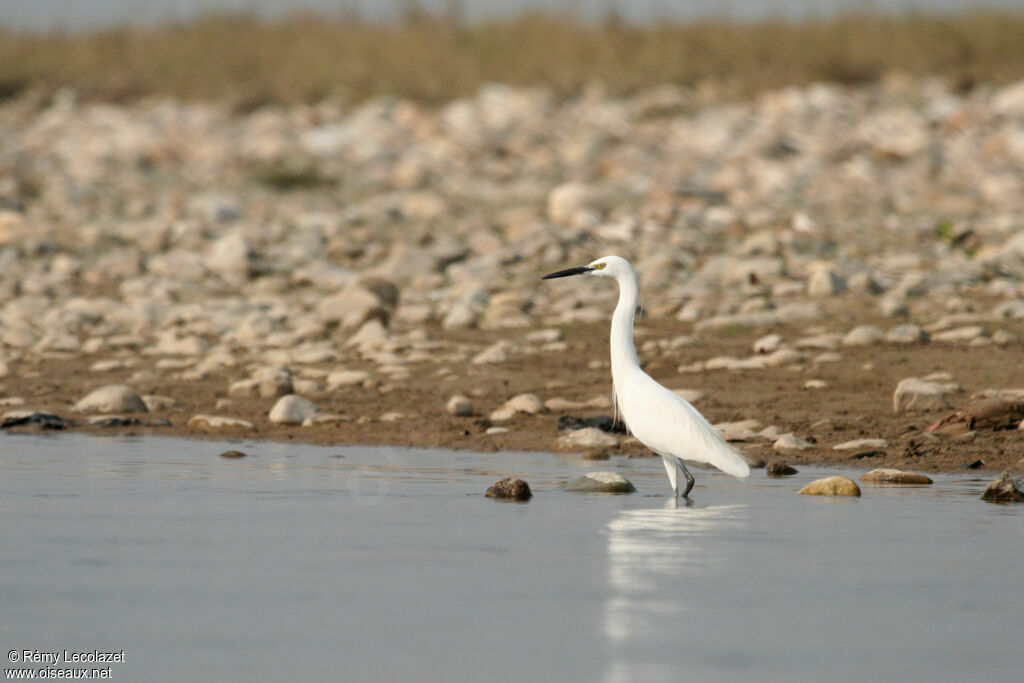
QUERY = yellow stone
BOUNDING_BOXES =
[798,476,861,496]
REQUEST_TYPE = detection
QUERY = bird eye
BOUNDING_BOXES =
[592,262,606,270]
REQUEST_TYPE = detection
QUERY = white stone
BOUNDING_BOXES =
[554,427,619,450]
[807,267,847,297]
[842,325,886,346]
[142,395,179,411]
[833,438,890,450]
[472,341,512,364]
[773,434,813,451]
[74,385,148,413]
[932,326,986,343]
[887,325,929,344]
[753,333,784,354]
[893,377,953,412]
[187,414,254,430]
[502,393,546,415]
[269,395,318,424]
[327,370,371,388]
[446,395,474,417]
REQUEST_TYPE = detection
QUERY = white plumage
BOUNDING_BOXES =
[543,255,750,497]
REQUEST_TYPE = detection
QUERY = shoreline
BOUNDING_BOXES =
[5,316,1024,475]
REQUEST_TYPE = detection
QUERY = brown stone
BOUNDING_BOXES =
[981,472,1024,503]
[485,477,532,501]
[860,468,933,485]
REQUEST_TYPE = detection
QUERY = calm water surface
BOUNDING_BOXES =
[1,433,1021,681]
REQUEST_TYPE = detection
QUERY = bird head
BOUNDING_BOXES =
[542,255,633,280]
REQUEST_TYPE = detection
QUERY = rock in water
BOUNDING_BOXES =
[798,476,861,496]
[766,461,799,476]
[860,468,933,485]
[981,472,1024,503]
[564,472,636,493]
[74,385,148,413]
[219,450,248,459]
[485,477,532,501]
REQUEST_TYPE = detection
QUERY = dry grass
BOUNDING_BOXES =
[1,10,1023,105]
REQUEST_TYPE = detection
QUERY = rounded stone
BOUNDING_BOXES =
[485,477,532,501]
[860,468,933,485]
[74,385,148,413]
[773,434,812,451]
[765,461,799,476]
[798,476,861,496]
[564,471,636,493]
[446,394,474,417]
[554,427,619,450]
[219,450,248,459]
[269,395,318,424]
[981,472,1024,503]
[187,414,255,430]
[502,393,546,415]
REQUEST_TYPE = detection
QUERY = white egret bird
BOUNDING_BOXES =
[543,255,750,498]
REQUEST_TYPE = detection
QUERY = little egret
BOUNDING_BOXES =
[543,255,750,498]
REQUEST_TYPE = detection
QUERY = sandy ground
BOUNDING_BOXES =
[7,304,1024,476]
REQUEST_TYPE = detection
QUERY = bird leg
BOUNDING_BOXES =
[676,459,695,498]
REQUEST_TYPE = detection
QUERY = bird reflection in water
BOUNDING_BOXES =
[602,502,748,682]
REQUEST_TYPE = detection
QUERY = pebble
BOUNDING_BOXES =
[563,471,636,493]
[471,341,512,364]
[806,267,847,297]
[980,472,1024,503]
[485,477,532,501]
[833,438,890,450]
[326,370,371,389]
[932,325,986,343]
[256,366,294,398]
[716,420,762,442]
[859,468,933,485]
[501,393,546,415]
[753,334,784,354]
[893,377,953,412]
[887,325,930,344]
[798,476,861,497]
[74,385,148,413]
[765,461,799,476]
[302,413,352,426]
[773,434,813,451]
[446,394,475,417]
[219,450,248,458]
[842,325,886,346]
[187,414,254,430]
[554,427,619,450]
[268,395,318,424]
[142,395,179,411]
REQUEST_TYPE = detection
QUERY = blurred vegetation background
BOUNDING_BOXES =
[1,9,1023,106]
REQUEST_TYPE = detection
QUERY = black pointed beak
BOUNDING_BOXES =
[542,266,593,280]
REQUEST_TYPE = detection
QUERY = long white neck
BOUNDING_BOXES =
[610,268,641,393]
